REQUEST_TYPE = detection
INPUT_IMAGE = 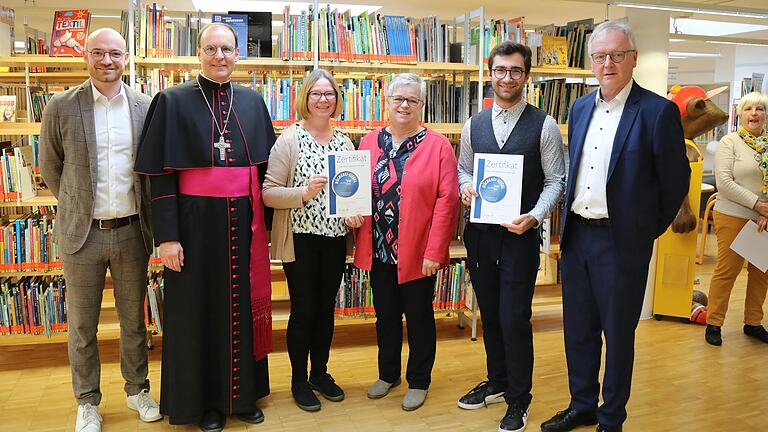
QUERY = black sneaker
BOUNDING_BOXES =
[309,373,345,402]
[705,324,722,346]
[498,401,529,432]
[292,381,321,412]
[457,380,505,410]
[743,324,768,343]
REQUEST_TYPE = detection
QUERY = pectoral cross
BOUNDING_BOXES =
[214,136,230,161]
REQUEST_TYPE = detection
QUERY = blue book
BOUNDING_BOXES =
[212,14,249,59]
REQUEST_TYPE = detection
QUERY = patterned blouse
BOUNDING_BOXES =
[290,123,349,237]
[372,128,427,264]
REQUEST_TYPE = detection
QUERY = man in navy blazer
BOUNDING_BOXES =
[540,21,690,432]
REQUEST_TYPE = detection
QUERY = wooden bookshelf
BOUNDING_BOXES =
[0,269,63,277]
[530,66,595,77]
[0,194,58,207]
[0,122,41,135]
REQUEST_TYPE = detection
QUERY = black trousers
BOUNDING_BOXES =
[282,233,347,385]
[463,223,540,406]
[561,220,651,426]
[370,261,436,390]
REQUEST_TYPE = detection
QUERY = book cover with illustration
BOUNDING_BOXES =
[541,35,567,68]
[0,95,16,122]
[50,10,90,57]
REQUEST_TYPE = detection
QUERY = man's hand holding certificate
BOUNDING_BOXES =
[470,153,524,225]
[325,150,372,218]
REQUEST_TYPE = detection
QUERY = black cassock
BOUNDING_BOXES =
[135,75,276,424]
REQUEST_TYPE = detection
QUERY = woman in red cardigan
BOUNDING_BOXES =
[345,73,459,411]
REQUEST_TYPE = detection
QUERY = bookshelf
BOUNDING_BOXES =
[0,5,601,344]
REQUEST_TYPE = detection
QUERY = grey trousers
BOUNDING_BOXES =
[62,222,150,406]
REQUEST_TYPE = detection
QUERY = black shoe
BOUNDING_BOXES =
[499,401,529,432]
[309,372,345,402]
[292,381,321,412]
[705,324,722,346]
[457,380,505,410]
[198,410,225,432]
[235,407,264,424]
[540,408,598,432]
[743,324,768,343]
[596,424,622,432]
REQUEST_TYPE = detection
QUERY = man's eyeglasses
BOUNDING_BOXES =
[308,91,337,101]
[590,50,635,65]
[491,68,525,80]
[87,50,126,61]
[389,96,422,106]
[201,45,236,57]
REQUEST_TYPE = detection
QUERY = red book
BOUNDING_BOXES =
[50,10,90,57]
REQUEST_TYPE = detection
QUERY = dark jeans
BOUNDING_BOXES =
[370,261,436,390]
[463,223,540,406]
[282,233,347,385]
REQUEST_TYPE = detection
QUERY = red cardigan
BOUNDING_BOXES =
[353,128,459,284]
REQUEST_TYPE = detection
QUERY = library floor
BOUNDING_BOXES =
[1,236,767,432]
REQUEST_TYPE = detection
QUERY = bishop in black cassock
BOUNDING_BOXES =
[134,23,276,428]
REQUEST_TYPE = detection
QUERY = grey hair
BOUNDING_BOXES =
[737,91,768,116]
[387,73,427,101]
[588,20,637,53]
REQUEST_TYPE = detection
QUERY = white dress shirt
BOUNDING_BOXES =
[91,83,137,219]
[571,80,634,219]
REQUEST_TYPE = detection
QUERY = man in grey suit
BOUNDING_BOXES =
[40,28,161,432]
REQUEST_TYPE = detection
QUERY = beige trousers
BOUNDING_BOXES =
[62,222,150,406]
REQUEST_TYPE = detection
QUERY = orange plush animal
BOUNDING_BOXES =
[667,85,729,233]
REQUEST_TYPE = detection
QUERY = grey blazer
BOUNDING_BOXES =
[39,80,154,255]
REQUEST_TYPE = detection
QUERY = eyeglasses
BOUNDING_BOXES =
[201,45,236,57]
[308,91,337,101]
[87,50,126,61]
[590,50,636,65]
[389,96,422,106]
[491,67,525,80]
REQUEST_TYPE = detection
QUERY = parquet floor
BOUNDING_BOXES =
[1,236,766,431]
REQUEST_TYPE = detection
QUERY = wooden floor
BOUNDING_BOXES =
[1,236,767,431]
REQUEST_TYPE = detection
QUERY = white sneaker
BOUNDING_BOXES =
[75,403,102,432]
[126,389,163,422]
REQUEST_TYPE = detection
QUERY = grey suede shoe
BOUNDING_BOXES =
[367,378,401,399]
[401,388,428,411]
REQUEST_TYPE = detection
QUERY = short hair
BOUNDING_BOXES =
[197,23,239,49]
[488,41,532,74]
[387,73,426,101]
[588,20,637,53]
[737,91,768,116]
[295,68,344,119]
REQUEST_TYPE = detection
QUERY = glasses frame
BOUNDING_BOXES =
[491,67,525,80]
[388,96,423,107]
[589,50,636,65]
[308,91,337,101]
[200,45,237,57]
[87,49,126,61]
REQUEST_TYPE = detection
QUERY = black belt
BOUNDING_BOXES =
[570,212,610,227]
[93,214,139,230]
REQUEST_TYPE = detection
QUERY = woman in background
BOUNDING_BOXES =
[705,91,768,346]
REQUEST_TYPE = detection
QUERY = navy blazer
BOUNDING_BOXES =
[561,81,690,265]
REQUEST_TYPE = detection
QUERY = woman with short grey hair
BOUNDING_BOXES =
[345,73,459,411]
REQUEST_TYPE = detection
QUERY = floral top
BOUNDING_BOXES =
[290,123,349,237]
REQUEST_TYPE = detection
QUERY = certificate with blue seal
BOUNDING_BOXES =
[470,153,524,224]
[325,150,372,217]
